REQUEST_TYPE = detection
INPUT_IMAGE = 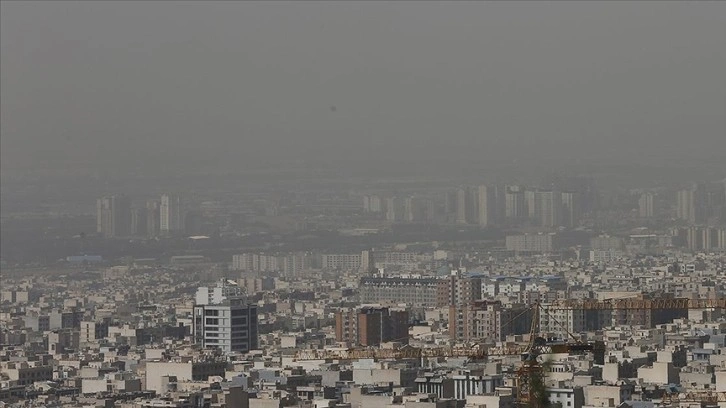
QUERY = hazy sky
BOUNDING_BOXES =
[2,1,725,176]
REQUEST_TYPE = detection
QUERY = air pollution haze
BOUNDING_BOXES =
[3,4,726,399]
[1,1,725,180]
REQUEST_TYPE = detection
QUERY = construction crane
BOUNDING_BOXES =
[549,297,726,310]
[294,302,603,408]
[514,297,726,408]
[292,341,596,362]
[514,302,604,408]
[293,296,725,407]
[661,391,726,405]
[293,304,600,362]
[294,297,724,361]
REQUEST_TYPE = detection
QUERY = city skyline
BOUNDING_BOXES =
[1,1,725,407]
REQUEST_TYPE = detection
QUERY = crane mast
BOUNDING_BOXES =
[292,296,725,407]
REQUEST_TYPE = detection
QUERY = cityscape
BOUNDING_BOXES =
[2,2,726,408]
[2,175,726,407]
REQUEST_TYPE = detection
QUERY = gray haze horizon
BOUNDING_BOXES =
[1,1,725,180]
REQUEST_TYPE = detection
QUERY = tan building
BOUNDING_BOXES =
[335,307,409,346]
[145,360,227,394]
[358,277,449,307]
[449,301,531,342]
[1,361,53,387]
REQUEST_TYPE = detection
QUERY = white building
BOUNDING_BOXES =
[547,387,584,408]
[193,280,258,354]
[506,234,557,253]
[452,372,503,400]
[589,250,623,264]
[160,193,185,233]
[321,253,362,271]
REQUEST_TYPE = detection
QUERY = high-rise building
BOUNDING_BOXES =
[456,188,468,225]
[369,195,382,213]
[677,184,709,225]
[385,196,406,222]
[536,190,561,228]
[506,233,558,253]
[282,253,306,277]
[638,193,654,218]
[232,252,309,276]
[402,196,433,223]
[560,191,581,228]
[160,194,185,234]
[505,186,525,219]
[539,307,586,339]
[321,253,362,271]
[524,189,537,220]
[467,187,480,225]
[404,196,416,223]
[359,277,450,307]
[385,197,395,221]
[677,189,694,223]
[495,185,507,224]
[335,309,358,345]
[449,272,482,307]
[130,207,147,236]
[146,199,161,238]
[363,194,383,213]
[193,280,258,354]
[445,190,458,221]
[423,198,436,222]
[449,301,532,342]
[96,195,131,238]
[336,307,409,346]
[683,226,726,251]
[477,185,495,227]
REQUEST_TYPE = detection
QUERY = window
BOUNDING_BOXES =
[206,318,219,325]
[205,309,219,316]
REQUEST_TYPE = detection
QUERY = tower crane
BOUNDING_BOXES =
[661,391,726,405]
[292,296,726,407]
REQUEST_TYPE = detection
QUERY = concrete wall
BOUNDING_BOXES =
[716,371,726,392]
[145,362,192,393]
[584,385,632,407]
[637,362,679,386]
[353,369,408,387]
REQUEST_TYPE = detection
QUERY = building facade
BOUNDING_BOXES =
[505,234,558,253]
[193,281,258,354]
[358,277,450,307]
[96,195,131,238]
[160,193,185,234]
[335,307,409,346]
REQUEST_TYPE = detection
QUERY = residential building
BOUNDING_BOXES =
[358,277,450,307]
[357,307,409,346]
[322,253,362,271]
[160,193,185,234]
[536,190,561,228]
[146,199,161,238]
[639,193,654,218]
[96,194,131,238]
[506,234,558,253]
[561,191,581,228]
[449,301,532,342]
[193,280,258,354]
[505,186,526,219]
